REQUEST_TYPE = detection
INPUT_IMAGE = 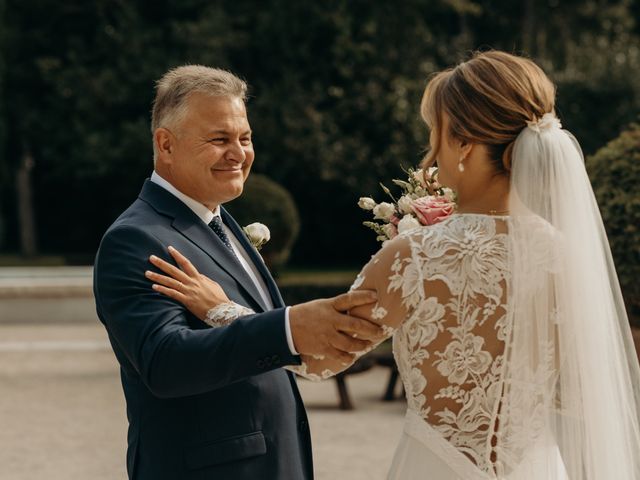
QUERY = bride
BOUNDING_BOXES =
[145,51,640,478]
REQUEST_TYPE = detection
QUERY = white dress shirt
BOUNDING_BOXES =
[150,172,298,355]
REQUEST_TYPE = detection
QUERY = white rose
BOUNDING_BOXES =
[412,170,427,186]
[243,222,270,250]
[358,197,376,210]
[397,214,421,233]
[442,188,456,202]
[397,195,414,214]
[373,202,395,221]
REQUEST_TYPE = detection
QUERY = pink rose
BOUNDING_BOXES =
[390,214,401,226]
[411,196,455,225]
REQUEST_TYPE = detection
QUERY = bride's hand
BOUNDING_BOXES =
[145,246,230,321]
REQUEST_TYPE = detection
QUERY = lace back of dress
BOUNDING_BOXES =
[496,216,562,478]
[393,215,511,475]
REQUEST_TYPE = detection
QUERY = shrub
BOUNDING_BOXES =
[587,123,640,327]
[226,174,300,272]
[279,283,352,306]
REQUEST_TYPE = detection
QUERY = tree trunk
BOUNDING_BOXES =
[16,144,37,257]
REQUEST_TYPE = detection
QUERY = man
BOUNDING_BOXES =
[93,65,381,480]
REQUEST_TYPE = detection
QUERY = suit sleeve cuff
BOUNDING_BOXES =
[284,306,299,355]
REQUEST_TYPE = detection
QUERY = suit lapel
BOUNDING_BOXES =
[222,207,286,308]
[173,216,269,311]
[139,180,268,311]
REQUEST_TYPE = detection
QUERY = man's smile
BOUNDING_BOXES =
[212,165,243,172]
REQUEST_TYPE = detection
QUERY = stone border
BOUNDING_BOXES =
[0,267,94,299]
[0,285,93,299]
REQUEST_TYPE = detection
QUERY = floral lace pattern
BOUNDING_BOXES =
[200,215,558,476]
[203,301,335,381]
[205,302,255,327]
[372,213,563,478]
[381,215,510,474]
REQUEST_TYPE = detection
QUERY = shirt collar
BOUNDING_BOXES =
[150,171,217,224]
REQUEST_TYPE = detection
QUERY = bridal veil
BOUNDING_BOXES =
[499,113,640,478]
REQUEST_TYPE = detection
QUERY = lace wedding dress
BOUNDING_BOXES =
[349,213,567,480]
[207,213,567,479]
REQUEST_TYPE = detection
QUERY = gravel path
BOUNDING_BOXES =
[0,323,405,480]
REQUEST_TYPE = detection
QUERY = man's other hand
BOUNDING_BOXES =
[289,290,384,365]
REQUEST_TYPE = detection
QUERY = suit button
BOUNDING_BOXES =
[272,355,280,365]
[257,359,265,369]
[265,357,273,367]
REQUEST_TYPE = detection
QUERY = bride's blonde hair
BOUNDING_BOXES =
[421,51,556,174]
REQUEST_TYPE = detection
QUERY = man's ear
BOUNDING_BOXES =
[154,128,175,164]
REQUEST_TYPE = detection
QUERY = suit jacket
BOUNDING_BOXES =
[93,180,313,480]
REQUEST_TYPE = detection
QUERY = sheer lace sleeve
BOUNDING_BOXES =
[204,302,256,327]
[202,235,421,382]
[289,232,421,381]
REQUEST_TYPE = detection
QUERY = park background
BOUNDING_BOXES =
[1,0,639,322]
[1,1,640,479]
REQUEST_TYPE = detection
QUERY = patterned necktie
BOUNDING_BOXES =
[209,216,238,258]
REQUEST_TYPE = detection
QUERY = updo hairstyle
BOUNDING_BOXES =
[421,51,556,175]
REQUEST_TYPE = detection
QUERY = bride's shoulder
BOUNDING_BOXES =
[364,214,511,270]
[396,213,504,244]
[369,215,481,259]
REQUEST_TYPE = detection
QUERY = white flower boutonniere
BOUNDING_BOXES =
[243,222,271,251]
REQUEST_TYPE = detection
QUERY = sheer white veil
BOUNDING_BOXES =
[497,113,640,478]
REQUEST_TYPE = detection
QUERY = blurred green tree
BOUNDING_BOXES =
[226,0,640,265]
[2,0,238,258]
[1,0,639,276]
[0,0,6,249]
[227,0,479,263]
[225,173,300,273]
[587,122,640,326]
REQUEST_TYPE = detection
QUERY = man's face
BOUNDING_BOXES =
[156,92,254,210]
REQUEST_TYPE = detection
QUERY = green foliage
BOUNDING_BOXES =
[1,0,639,269]
[0,0,5,162]
[225,0,640,265]
[230,1,471,264]
[0,0,6,248]
[225,174,300,272]
[2,0,238,255]
[587,123,640,326]
[279,283,351,307]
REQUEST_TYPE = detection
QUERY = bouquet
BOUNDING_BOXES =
[358,167,456,243]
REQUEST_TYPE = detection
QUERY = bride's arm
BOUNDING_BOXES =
[145,244,411,381]
[292,233,418,380]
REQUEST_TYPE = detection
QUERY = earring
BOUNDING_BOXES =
[458,159,465,172]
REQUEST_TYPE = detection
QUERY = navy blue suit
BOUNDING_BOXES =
[93,180,313,479]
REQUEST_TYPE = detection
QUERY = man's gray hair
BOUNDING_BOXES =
[151,65,248,161]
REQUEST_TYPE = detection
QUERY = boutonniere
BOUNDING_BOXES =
[243,222,271,251]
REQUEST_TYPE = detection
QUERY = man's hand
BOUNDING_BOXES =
[145,246,230,321]
[289,290,383,365]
